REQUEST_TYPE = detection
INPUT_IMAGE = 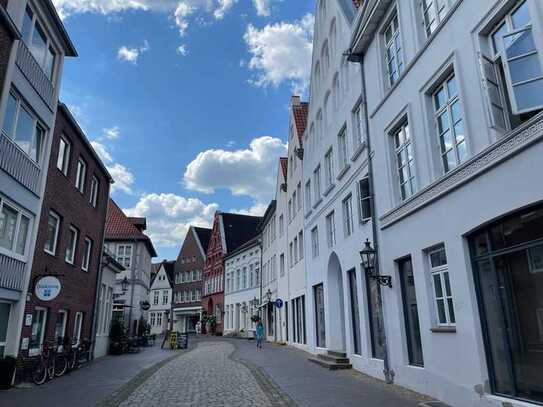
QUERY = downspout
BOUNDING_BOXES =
[128,238,138,335]
[349,51,394,384]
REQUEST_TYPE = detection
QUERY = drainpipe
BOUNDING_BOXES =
[127,238,138,335]
[348,51,394,384]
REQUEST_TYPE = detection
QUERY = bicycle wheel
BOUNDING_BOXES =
[32,362,48,385]
[54,355,68,377]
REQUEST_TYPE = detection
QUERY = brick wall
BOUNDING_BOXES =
[173,228,204,309]
[19,106,111,355]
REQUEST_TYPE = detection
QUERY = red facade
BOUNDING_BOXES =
[202,214,225,334]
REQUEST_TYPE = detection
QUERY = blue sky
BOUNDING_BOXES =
[54,0,315,261]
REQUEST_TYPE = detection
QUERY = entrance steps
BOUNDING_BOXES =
[308,350,352,370]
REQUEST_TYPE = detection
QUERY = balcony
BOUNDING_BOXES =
[0,253,26,292]
[15,41,55,110]
[0,132,41,194]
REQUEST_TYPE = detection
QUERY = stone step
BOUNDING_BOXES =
[308,357,352,370]
[317,353,350,364]
[327,350,347,358]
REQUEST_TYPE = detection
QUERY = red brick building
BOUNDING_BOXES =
[19,104,112,356]
[202,212,261,334]
[172,226,211,333]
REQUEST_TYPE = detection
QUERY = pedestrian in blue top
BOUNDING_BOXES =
[256,321,264,349]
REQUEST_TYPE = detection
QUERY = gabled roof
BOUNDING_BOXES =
[292,102,309,143]
[151,260,176,287]
[257,201,276,232]
[46,0,78,56]
[280,157,288,182]
[220,213,262,254]
[193,227,212,253]
[105,199,157,257]
[224,235,260,260]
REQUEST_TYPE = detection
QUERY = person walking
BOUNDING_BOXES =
[255,321,264,349]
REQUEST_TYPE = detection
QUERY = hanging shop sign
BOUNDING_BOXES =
[35,276,61,301]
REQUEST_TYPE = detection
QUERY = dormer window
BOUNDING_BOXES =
[21,6,56,80]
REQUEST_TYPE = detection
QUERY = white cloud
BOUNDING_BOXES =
[102,126,120,140]
[174,2,194,37]
[184,136,286,202]
[90,140,135,194]
[125,193,218,247]
[117,40,149,64]
[230,202,268,216]
[252,0,270,17]
[214,0,237,19]
[177,44,189,56]
[244,14,314,93]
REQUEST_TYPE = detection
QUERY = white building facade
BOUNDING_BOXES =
[0,0,76,357]
[348,0,543,406]
[303,0,372,372]
[148,261,173,336]
[260,202,278,342]
[224,238,260,338]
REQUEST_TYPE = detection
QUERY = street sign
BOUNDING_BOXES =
[140,301,151,311]
[35,276,61,301]
[275,298,284,309]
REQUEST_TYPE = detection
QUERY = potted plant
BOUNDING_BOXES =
[0,356,16,389]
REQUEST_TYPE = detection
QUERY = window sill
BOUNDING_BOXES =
[323,184,335,197]
[350,142,366,162]
[430,326,456,334]
[312,198,323,209]
[336,165,350,181]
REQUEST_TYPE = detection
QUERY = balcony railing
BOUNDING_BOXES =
[0,132,41,194]
[15,41,55,110]
[0,253,26,292]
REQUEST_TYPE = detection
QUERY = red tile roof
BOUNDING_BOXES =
[292,102,309,143]
[105,199,157,257]
[280,157,288,182]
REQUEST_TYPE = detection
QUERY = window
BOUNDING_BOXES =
[65,226,78,264]
[73,312,83,346]
[44,211,61,255]
[333,74,340,111]
[30,307,47,351]
[2,91,45,162]
[289,242,294,268]
[305,181,312,210]
[353,103,365,150]
[311,227,319,258]
[433,73,466,172]
[280,253,285,277]
[162,290,168,305]
[57,137,70,175]
[75,159,86,193]
[383,12,404,86]
[485,1,543,120]
[153,290,159,305]
[326,211,336,248]
[116,245,132,268]
[421,0,452,37]
[54,310,67,344]
[288,200,292,221]
[279,215,284,237]
[0,199,31,257]
[89,176,99,207]
[294,237,298,263]
[429,245,455,326]
[298,231,304,260]
[317,110,323,141]
[392,122,416,200]
[21,6,56,79]
[337,127,348,170]
[324,148,334,189]
[150,312,156,326]
[242,267,247,289]
[357,178,372,222]
[292,191,297,215]
[82,238,92,271]
[297,182,302,212]
[342,195,354,237]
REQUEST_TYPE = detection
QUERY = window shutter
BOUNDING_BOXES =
[477,52,507,130]
[502,27,543,115]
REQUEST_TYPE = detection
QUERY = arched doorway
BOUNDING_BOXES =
[327,252,346,351]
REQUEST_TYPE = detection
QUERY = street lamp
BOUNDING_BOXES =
[359,239,392,288]
[121,276,129,293]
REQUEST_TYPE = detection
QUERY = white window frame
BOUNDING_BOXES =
[73,312,83,347]
[342,194,354,237]
[324,148,334,190]
[428,246,456,327]
[21,5,57,80]
[65,225,78,265]
[420,0,454,38]
[82,237,92,271]
[2,91,46,163]
[357,178,372,222]
[54,309,67,346]
[89,176,99,207]
[0,197,32,260]
[116,244,133,269]
[326,211,336,248]
[56,136,70,175]
[313,165,322,203]
[353,102,365,151]
[311,226,319,258]
[30,306,47,354]
[298,231,304,260]
[337,126,348,171]
[153,290,159,305]
[382,10,404,87]
[392,121,416,201]
[44,210,60,256]
[75,158,86,193]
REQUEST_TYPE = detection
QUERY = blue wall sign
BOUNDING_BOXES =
[275,298,284,309]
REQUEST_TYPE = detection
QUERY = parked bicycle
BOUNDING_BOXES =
[31,341,67,385]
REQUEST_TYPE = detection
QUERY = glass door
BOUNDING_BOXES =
[314,284,326,348]
[0,303,10,357]
[348,269,361,355]
[471,204,543,404]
